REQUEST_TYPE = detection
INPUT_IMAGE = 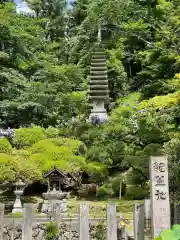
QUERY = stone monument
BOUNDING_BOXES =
[41,168,68,217]
[89,24,109,124]
[12,179,26,213]
[149,156,171,238]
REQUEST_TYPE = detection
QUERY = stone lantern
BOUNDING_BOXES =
[12,179,26,213]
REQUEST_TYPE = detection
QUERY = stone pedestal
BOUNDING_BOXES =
[41,189,68,218]
[12,190,23,213]
[41,199,67,217]
[89,100,108,124]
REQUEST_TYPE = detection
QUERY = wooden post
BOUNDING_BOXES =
[79,204,89,240]
[0,203,5,240]
[22,204,33,240]
[107,203,117,240]
[119,180,122,200]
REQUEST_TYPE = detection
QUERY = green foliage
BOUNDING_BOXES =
[124,185,149,200]
[85,162,108,181]
[153,225,180,240]
[97,186,114,199]
[13,126,46,149]
[44,222,58,240]
[89,221,106,240]
[0,138,12,154]
[44,127,60,138]
[0,127,89,183]
[1,0,180,202]
[110,177,126,198]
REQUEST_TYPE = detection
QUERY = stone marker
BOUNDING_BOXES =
[107,203,117,240]
[22,204,33,240]
[133,203,144,240]
[0,203,5,240]
[79,204,89,240]
[150,156,171,238]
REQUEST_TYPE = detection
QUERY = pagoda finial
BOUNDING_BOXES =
[97,23,102,43]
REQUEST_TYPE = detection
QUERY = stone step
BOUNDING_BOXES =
[89,96,109,100]
[91,62,106,67]
[91,71,108,76]
[91,59,105,63]
[94,51,105,54]
[91,66,107,71]
[90,75,108,80]
[89,80,108,85]
[89,89,109,94]
[93,57,105,61]
[89,85,108,89]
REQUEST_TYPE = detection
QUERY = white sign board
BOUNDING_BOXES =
[150,156,171,238]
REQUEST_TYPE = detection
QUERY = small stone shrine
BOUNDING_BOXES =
[41,168,68,217]
[89,25,109,124]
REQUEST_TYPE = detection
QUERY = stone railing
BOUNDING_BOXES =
[0,203,128,240]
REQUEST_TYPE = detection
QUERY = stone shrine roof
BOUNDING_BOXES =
[43,168,67,178]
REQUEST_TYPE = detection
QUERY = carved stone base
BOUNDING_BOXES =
[89,100,108,124]
[41,199,67,217]
[12,197,23,213]
[89,111,108,124]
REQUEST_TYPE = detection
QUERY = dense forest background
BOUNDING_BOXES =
[1,0,180,200]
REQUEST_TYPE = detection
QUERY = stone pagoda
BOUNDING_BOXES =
[89,25,109,124]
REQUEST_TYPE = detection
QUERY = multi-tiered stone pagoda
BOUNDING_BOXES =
[89,28,109,124]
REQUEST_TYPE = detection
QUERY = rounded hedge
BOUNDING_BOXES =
[0,138,12,154]
[12,126,46,149]
[124,185,149,200]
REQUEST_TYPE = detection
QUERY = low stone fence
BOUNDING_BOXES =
[0,203,128,240]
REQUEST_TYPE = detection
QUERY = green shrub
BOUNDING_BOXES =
[12,149,30,158]
[97,185,114,199]
[44,222,58,240]
[45,127,60,138]
[124,185,149,200]
[0,153,11,163]
[0,138,12,154]
[111,178,126,197]
[29,138,86,173]
[30,137,86,155]
[85,162,108,182]
[13,126,46,149]
[153,224,180,239]
[0,153,15,182]
[10,155,42,183]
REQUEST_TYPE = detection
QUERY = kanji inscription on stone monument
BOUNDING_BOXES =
[150,156,170,238]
